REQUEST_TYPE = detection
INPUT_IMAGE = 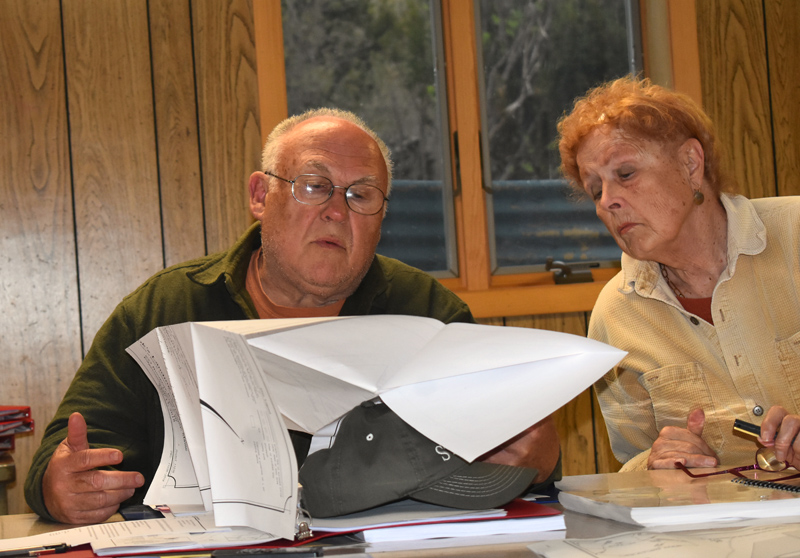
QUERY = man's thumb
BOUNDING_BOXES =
[65,412,90,452]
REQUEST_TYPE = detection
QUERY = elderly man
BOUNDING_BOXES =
[25,109,560,525]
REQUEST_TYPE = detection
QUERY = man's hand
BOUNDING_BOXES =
[42,412,145,524]
[758,406,800,468]
[647,408,718,469]
[478,415,560,484]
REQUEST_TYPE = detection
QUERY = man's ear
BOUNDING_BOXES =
[681,138,705,185]
[249,172,269,220]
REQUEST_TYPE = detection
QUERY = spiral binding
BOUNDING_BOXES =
[731,478,800,493]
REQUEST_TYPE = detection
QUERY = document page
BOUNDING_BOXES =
[0,514,276,556]
[528,522,800,558]
[127,323,299,539]
[245,314,444,433]
[127,326,205,509]
[238,315,625,462]
[191,324,298,540]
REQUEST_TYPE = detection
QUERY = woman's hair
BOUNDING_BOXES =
[557,76,729,195]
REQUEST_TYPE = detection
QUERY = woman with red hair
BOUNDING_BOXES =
[557,76,800,472]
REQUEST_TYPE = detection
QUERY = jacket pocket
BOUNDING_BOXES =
[639,362,725,455]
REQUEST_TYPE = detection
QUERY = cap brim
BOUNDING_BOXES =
[410,461,537,510]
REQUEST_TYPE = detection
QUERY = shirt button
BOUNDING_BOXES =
[753,406,764,416]
[690,317,700,325]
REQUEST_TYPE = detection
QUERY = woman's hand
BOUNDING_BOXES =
[759,406,800,468]
[647,408,719,469]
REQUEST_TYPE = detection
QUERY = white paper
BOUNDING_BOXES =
[0,514,276,556]
[528,521,800,558]
[127,326,299,539]
[244,316,624,461]
[311,499,505,532]
[362,514,566,543]
[191,324,298,538]
[556,470,800,528]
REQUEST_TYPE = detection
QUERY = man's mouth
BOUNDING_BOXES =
[314,237,345,249]
[617,222,637,236]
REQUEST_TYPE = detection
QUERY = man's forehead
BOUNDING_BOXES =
[278,117,386,175]
[287,116,369,143]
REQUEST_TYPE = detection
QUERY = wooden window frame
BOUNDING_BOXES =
[252,0,700,319]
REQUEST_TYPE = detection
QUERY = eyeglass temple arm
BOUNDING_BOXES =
[674,462,755,478]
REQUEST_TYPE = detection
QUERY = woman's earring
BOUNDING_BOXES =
[692,189,705,205]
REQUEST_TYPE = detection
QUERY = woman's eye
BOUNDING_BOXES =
[618,168,634,180]
[585,184,601,201]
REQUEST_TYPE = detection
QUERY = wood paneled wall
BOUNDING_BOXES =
[696,0,800,198]
[2,0,260,514]
[1,0,796,514]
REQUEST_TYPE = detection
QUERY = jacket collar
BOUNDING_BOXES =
[188,221,261,291]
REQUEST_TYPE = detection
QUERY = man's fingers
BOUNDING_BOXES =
[43,416,146,525]
[53,443,125,474]
[65,504,125,526]
[44,469,144,524]
[46,466,143,499]
[78,447,125,472]
[55,487,137,525]
[62,413,127,474]
[98,470,145,492]
[73,469,145,492]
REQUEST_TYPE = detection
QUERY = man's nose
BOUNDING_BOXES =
[320,186,349,220]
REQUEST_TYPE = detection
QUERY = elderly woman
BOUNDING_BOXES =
[557,76,800,472]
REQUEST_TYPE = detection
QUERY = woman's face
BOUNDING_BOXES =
[575,126,703,262]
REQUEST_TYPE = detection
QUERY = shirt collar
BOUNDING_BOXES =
[189,221,261,289]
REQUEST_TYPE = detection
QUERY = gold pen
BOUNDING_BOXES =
[733,419,762,438]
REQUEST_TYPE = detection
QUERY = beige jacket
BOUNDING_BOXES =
[590,194,800,471]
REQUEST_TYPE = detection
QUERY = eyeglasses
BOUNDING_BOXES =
[265,172,388,215]
[675,447,800,481]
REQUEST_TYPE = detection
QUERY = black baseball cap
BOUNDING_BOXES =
[298,400,538,517]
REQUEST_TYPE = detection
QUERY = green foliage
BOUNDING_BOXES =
[479,0,631,181]
[281,0,442,180]
[281,0,633,183]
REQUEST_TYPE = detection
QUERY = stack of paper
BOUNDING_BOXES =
[0,513,277,557]
[529,522,800,558]
[556,468,800,528]
[312,498,565,543]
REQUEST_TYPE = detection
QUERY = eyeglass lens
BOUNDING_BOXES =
[293,175,385,215]
[755,446,787,471]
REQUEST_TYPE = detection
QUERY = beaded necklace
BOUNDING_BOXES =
[660,263,685,298]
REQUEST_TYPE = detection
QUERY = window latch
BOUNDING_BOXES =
[545,257,595,284]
